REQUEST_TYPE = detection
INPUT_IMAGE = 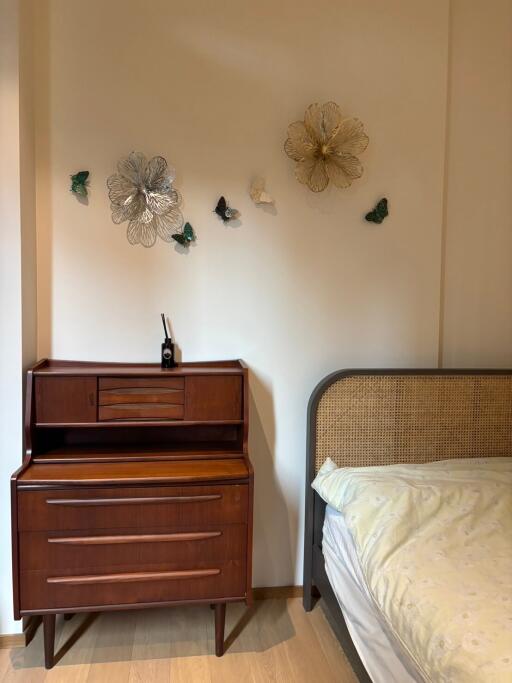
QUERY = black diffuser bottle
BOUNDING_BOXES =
[160,313,176,369]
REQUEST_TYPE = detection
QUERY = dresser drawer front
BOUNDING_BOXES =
[98,403,184,421]
[99,389,184,406]
[98,377,185,421]
[18,485,248,531]
[20,524,246,571]
[99,377,185,391]
[20,559,246,611]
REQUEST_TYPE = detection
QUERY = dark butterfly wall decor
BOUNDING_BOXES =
[172,222,195,247]
[214,196,240,223]
[365,198,388,224]
[70,170,89,197]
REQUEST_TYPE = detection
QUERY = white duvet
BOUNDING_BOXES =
[313,457,512,683]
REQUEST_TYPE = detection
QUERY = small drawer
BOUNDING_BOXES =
[18,484,248,532]
[99,377,184,391]
[99,388,184,406]
[98,403,184,421]
[20,558,246,611]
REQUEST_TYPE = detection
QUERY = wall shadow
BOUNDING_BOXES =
[249,368,295,587]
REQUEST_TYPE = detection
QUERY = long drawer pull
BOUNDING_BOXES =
[47,568,221,585]
[48,531,222,545]
[46,494,222,507]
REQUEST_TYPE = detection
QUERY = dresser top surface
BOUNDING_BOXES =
[32,359,245,377]
[18,458,250,486]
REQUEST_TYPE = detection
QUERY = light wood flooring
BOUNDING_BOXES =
[1,599,357,682]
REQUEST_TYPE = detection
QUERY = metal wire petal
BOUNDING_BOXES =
[325,157,354,188]
[304,103,323,141]
[107,173,136,204]
[127,217,157,247]
[295,157,329,192]
[144,155,175,191]
[117,152,147,183]
[284,121,317,161]
[145,190,174,216]
[110,193,144,224]
[154,208,184,242]
[331,118,369,156]
[319,102,343,140]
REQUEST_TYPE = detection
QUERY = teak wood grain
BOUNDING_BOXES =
[11,359,253,668]
[99,377,185,391]
[98,403,185,421]
[185,376,243,421]
[18,458,249,485]
[20,525,246,571]
[98,388,185,405]
[35,377,97,424]
[18,484,247,530]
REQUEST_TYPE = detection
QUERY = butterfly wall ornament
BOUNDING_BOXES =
[70,170,89,197]
[214,196,240,223]
[249,177,274,205]
[365,198,389,224]
[172,222,196,247]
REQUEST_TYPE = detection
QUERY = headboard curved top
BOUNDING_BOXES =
[308,370,512,474]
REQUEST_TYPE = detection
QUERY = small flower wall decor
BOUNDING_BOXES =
[107,152,183,247]
[284,102,369,192]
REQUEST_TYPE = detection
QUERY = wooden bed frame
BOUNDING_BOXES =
[303,369,512,682]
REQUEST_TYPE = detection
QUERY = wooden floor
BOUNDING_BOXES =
[1,599,357,682]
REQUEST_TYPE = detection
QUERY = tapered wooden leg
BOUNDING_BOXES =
[214,603,226,657]
[43,614,55,669]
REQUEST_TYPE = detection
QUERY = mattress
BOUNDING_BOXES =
[323,505,423,683]
[317,457,512,683]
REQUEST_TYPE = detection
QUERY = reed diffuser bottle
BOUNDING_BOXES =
[160,313,176,368]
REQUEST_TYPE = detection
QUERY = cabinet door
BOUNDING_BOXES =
[35,377,97,423]
[184,376,242,421]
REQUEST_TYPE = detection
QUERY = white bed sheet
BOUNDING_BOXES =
[322,505,424,683]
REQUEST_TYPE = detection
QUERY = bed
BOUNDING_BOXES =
[303,370,512,683]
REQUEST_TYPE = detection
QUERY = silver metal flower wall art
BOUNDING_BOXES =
[107,152,183,247]
[284,102,369,192]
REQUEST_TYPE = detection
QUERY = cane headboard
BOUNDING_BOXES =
[304,369,512,674]
[309,370,512,475]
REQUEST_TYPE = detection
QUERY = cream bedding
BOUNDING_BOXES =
[313,457,512,683]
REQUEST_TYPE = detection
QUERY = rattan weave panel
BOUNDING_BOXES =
[315,375,512,472]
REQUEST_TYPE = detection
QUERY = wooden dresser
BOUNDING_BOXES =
[11,359,253,669]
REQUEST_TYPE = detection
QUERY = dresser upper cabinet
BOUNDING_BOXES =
[34,367,244,425]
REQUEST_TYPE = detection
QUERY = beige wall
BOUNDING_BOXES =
[33,0,449,587]
[441,0,512,367]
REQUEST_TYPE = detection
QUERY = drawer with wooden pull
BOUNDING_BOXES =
[19,524,247,572]
[20,558,246,611]
[98,376,185,421]
[18,484,248,531]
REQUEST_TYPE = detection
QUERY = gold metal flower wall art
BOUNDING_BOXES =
[107,152,183,247]
[284,102,369,192]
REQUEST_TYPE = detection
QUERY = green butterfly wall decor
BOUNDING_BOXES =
[172,222,195,247]
[70,170,89,197]
[365,198,388,224]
